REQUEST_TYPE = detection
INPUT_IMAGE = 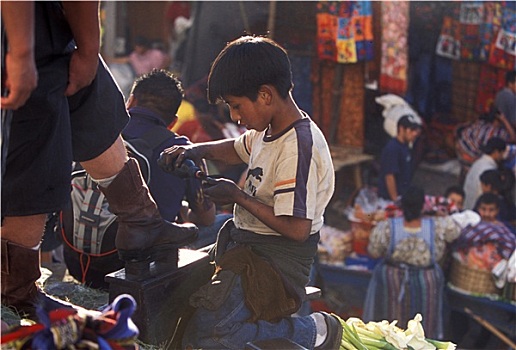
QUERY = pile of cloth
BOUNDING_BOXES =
[1,294,139,349]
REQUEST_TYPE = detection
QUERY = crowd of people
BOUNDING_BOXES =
[364,71,516,342]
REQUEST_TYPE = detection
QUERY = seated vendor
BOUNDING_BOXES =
[474,170,516,231]
[453,193,516,274]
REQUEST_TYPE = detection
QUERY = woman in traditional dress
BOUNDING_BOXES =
[363,186,460,339]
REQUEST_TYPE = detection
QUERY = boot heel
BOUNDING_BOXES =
[124,260,151,280]
[153,248,178,264]
[153,249,179,273]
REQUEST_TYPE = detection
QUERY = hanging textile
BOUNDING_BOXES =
[316,1,373,64]
[487,1,516,70]
[476,64,508,114]
[436,3,462,60]
[459,2,484,60]
[379,1,409,95]
[443,1,516,67]
[479,2,503,61]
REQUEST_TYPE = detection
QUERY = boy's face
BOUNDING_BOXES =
[477,202,499,222]
[491,150,505,163]
[480,182,493,194]
[225,95,270,132]
[447,193,464,210]
[399,126,421,144]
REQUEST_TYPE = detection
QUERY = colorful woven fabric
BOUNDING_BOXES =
[435,1,514,65]
[479,2,503,61]
[1,294,139,350]
[379,1,409,94]
[453,221,516,260]
[436,15,462,60]
[488,2,516,70]
[455,119,511,167]
[459,2,484,61]
[316,1,373,64]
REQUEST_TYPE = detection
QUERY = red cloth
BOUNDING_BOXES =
[379,1,409,94]
[165,1,190,22]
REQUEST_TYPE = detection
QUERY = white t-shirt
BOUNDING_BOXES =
[463,154,497,210]
[233,116,335,236]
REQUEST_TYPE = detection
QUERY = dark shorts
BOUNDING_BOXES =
[2,2,129,218]
[2,56,129,217]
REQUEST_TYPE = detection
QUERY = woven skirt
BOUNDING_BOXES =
[362,261,444,339]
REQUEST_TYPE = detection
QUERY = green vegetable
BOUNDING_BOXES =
[426,338,457,350]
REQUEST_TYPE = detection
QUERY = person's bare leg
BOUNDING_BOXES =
[80,135,127,179]
[1,214,46,247]
[78,135,197,274]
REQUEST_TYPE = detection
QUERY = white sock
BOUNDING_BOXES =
[311,312,327,347]
[91,173,119,188]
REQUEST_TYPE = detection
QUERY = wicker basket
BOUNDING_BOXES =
[449,258,500,295]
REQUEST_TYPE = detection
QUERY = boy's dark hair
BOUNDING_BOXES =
[130,69,184,120]
[480,103,499,123]
[499,167,516,193]
[505,70,516,85]
[397,114,422,131]
[444,185,465,199]
[480,136,506,154]
[479,169,502,192]
[401,186,425,222]
[476,192,500,209]
[207,35,293,104]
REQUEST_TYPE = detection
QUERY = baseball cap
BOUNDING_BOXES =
[480,137,507,154]
[397,114,422,130]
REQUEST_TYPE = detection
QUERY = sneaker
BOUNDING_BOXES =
[315,312,343,350]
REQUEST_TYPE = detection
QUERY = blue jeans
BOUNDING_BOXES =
[182,275,317,349]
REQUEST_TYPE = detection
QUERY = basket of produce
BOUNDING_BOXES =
[449,256,500,295]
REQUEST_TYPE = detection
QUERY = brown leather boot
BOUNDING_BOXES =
[1,239,96,319]
[99,158,198,265]
[1,239,40,315]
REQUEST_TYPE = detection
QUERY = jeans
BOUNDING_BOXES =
[182,275,318,349]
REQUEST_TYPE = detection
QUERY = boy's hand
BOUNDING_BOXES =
[159,145,202,171]
[203,177,241,205]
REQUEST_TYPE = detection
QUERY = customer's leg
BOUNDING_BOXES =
[80,135,127,180]
[1,215,46,312]
[1,54,74,314]
[72,60,197,270]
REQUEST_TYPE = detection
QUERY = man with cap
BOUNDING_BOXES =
[378,114,422,201]
[463,137,507,210]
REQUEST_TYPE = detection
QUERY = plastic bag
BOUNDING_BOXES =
[375,94,422,137]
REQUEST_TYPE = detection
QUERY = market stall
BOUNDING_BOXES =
[314,198,516,348]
